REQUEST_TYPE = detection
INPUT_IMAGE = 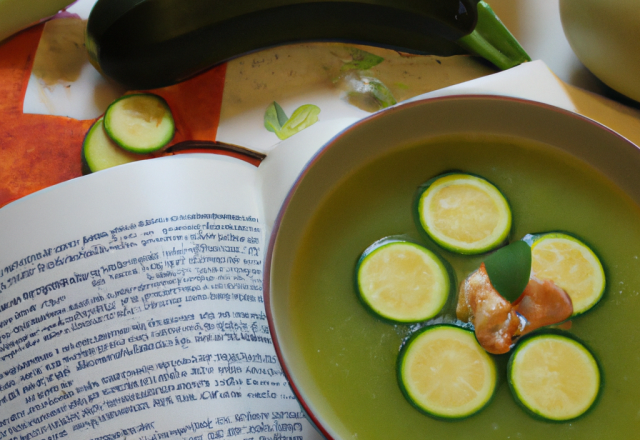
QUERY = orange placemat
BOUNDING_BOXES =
[0,25,91,208]
[0,24,227,209]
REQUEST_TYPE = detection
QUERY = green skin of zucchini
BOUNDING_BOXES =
[81,118,111,174]
[86,0,530,89]
[506,330,604,423]
[397,323,498,420]
[81,119,95,175]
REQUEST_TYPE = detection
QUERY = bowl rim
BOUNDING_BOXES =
[262,94,640,439]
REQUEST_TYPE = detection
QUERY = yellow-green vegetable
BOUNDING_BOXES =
[560,0,640,102]
[0,0,74,43]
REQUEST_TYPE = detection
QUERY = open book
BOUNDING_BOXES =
[0,118,356,440]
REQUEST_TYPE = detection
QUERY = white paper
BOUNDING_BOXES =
[23,57,126,120]
[22,0,125,120]
[406,60,577,112]
[65,0,98,19]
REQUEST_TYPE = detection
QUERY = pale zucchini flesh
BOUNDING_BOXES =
[416,172,512,255]
[82,118,152,173]
[524,232,606,316]
[398,325,497,419]
[508,332,601,422]
[356,240,450,323]
[103,93,175,154]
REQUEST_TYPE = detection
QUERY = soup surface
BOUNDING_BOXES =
[289,135,640,439]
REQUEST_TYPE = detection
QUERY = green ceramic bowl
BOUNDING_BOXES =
[265,95,640,439]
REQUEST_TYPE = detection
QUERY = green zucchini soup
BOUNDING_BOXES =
[288,135,640,439]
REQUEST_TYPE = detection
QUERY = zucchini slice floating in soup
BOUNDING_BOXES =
[508,332,601,421]
[398,325,497,420]
[104,93,175,153]
[523,232,605,316]
[356,240,450,323]
[416,173,511,255]
[82,118,153,173]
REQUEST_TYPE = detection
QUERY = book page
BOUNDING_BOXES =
[0,155,320,440]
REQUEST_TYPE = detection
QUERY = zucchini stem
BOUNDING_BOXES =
[457,1,531,70]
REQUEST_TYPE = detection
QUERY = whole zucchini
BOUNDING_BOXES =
[86,0,529,89]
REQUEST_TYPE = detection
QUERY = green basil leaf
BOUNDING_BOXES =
[277,104,321,140]
[368,78,397,108]
[345,76,397,111]
[264,101,283,133]
[484,240,532,302]
[274,101,289,127]
[341,47,385,71]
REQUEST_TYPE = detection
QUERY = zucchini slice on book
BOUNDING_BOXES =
[398,324,497,419]
[356,240,450,323]
[82,118,153,173]
[104,93,175,154]
[508,332,601,421]
[416,172,511,255]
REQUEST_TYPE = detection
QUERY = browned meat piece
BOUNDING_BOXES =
[512,275,573,335]
[456,264,520,354]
